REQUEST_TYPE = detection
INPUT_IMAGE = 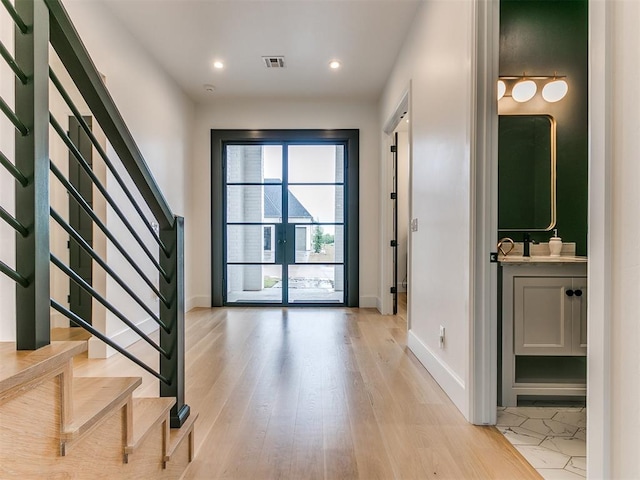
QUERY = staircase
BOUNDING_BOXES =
[0,1,197,477]
[0,340,197,478]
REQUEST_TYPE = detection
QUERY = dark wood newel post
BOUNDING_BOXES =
[160,216,190,427]
[14,0,50,350]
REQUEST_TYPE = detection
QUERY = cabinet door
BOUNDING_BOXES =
[572,280,587,355]
[514,277,573,355]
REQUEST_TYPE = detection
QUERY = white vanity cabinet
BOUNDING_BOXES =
[513,276,587,356]
[501,260,587,406]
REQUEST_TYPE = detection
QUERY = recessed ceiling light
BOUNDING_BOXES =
[203,84,216,93]
[329,60,341,70]
[213,61,224,69]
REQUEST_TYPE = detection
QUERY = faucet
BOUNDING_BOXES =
[523,233,539,257]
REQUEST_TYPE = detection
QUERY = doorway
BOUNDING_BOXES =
[211,130,359,307]
[382,92,411,318]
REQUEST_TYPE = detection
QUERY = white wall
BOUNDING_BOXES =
[589,1,640,477]
[379,1,476,416]
[62,0,195,355]
[187,98,379,310]
[62,0,192,217]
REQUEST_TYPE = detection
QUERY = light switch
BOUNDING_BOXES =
[411,218,418,232]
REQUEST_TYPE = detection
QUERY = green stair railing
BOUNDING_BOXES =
[0,0,188,427]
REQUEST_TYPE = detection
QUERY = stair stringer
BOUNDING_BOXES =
[0,342,195,479]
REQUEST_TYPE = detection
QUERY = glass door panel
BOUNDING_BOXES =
[226,264,282,303]
[286,144,345,304]
[224,142,345,305]
[227,224,278,263]
[227,145,282,183]
[288,265,343,303]
[287,185,344,223]
[288,145,344,183]
[293,224,344,263]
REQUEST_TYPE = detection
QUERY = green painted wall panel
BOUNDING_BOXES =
[499,0,588,255]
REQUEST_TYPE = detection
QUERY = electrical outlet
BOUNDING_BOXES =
[411,218,418,232]
[439,325,445,348]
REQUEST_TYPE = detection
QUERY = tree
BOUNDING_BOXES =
[312,225,324,253]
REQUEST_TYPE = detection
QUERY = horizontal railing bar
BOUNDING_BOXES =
[0,150,28,186]
[0,40,28,84]
[51,299,171,385]
[50,254,171,358]
[0,260,29,287]
[1,0,28,34]
[46,0,174,229]
[0,96,28,136]
[49,161,170,307]
[49,114,170,281]
[50,207,169,333]
[0,205,29,237]
[49,68,169,257]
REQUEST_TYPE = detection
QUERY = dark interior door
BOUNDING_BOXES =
[68,116,93,325]
[392,132,398,315]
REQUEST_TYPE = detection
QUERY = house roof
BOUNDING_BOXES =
[264,181,312,219]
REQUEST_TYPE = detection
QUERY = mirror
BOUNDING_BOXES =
[498,115,556,231]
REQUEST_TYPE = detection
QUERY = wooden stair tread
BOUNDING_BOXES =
[165,411,199,461]
[125,397,175,454]
[0,341,87,395]
[63,376,141,441]
[51,327,93,342]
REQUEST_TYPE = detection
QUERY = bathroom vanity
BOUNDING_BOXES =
[500,244,587,406]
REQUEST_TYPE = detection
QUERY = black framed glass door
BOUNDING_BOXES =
[223,142,345,305]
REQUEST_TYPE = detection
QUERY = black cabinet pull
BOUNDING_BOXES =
[566,289,574,297]
[574,289,583,297]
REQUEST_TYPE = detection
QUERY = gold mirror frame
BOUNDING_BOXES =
[498,114,557,232]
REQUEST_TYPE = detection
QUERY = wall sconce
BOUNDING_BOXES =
[542,78,569,103]
[498,74,568,103]
[512,79,537,102]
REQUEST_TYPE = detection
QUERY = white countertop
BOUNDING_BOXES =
[497,241,587,264]
[499,255,588,264]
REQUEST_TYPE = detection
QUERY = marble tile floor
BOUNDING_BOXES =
[497,406,586,479]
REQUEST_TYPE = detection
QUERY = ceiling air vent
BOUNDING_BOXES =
[262,56,286,68]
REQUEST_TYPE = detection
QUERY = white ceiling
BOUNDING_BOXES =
[98,0,422,103]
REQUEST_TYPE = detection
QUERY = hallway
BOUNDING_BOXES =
[176,304,539,479]
[67,300,540,478]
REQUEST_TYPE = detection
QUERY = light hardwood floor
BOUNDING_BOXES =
[71,298,540,479]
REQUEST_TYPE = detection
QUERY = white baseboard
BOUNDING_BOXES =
[186,295,210,312]
[50,311,69,329]
[407,330,468,418]
[359,295,379,309]
[88,316,159,359]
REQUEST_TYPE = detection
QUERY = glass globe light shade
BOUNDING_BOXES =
[542,79,568,102]
[512,79,537,102]
[497,80,506,100]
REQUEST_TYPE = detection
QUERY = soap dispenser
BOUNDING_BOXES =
[549,229,562,257]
